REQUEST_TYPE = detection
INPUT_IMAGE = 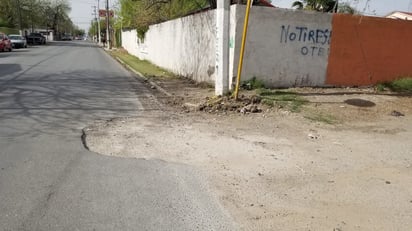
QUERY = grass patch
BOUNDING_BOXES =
[375,83,386,92]
[241,77,265,90]
[110,50,175,78]
[304,112,338,124]
[377,77,412,92]
[257,89,308,112]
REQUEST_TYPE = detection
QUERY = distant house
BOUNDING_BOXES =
[385,11,412,20]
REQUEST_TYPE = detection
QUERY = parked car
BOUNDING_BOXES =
[0,33,12,52]
[62,35,72,41]
[9,34,27,48]
[26,33,46,45]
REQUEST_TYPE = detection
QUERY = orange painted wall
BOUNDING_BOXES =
[326,14,412,86]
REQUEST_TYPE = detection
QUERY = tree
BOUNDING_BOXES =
[114,0,209,39]
[0,0,75,35]
[292,0,338,12]
[292,0,355,13]
[337,3,356,14]
[47,0,72,32]
[292,1,304,10]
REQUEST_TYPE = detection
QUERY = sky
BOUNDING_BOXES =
[69,0,119,31]
[69,0,412,31]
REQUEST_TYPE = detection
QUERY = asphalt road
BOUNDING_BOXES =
[0,42,234,230]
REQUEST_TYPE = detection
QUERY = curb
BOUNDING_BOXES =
[115,57,172,97]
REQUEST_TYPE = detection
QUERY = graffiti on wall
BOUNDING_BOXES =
[280,25,332,57]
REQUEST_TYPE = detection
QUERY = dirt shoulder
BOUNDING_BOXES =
[87,52,412,230]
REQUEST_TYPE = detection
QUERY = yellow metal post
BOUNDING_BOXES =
[234,0,253,100]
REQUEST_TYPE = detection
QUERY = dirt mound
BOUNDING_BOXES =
[179,95,264,114]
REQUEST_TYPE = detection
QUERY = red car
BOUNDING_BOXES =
[0,33,13,52]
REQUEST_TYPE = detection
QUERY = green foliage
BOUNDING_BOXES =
[338,3,356,14]
[376,83,386,92]
[292,0,337,12]
[292,0,355,13]
[241,77,265,90]
[88,21,98,38]
[117,0,209,40]
[257,89,308,112]
[73,28,85,36]
[88,18,115,39]
[304,112,337,124]
[0,0,74,35]
[0,18,9,28]
[292,1,304,9]
[0,27,19,34]
[115,30,122,48]
[378,77,412,93]
[137,26,149,41]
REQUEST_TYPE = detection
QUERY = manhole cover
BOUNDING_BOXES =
[344,98,376,107]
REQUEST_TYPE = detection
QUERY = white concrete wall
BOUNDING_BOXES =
[121,30,140,58]
[229,5,239,90]
[122,5,333,88]
[122,11,217,83]
[233,6,333,87]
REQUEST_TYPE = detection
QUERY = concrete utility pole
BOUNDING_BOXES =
[106,0,110,49]
[30,0,34,32]
[92,5,98,42]
[97,0,101,45]
[215,0,230,96]
[16,0,23,34]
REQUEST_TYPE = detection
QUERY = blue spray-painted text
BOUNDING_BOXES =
[280,25,332,57]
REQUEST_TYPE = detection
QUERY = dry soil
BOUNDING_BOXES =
[84,79,412,231]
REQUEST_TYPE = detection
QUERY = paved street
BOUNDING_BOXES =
[0,42,234,230]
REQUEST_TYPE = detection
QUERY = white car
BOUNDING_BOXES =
[9,34,27,49]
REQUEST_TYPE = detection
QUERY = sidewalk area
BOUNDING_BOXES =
[85,49,412,230]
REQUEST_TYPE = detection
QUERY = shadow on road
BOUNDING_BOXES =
[0,64,22,77]
[0,52,14,58]
[0,69,159,138]
[50,41,99,48]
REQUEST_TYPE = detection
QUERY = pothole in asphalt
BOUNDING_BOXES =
[80,116,274,169]
[81,116,191,161]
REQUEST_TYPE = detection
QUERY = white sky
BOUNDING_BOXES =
[69,0,412,31]
[69,0,119,31]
